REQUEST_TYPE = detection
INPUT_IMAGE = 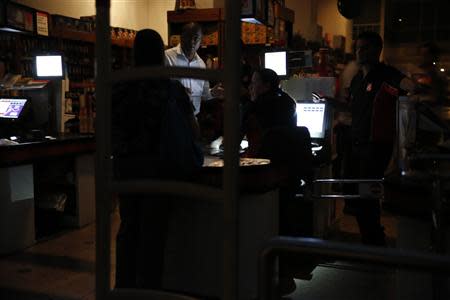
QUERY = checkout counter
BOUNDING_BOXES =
[165,91,336,298]
[0,134,95,255]
[162,156,279,300]
[0,61,96,254]
[282,77,337,237]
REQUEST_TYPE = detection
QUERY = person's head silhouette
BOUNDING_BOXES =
[133,29,165,67]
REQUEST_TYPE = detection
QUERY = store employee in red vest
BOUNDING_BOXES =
[346,31,417,246]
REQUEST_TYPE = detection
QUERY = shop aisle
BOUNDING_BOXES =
[0,200,398,300]
[0,213,119,300]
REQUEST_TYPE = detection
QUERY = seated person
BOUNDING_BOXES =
[242,68,297,157]
[243,68,314,294]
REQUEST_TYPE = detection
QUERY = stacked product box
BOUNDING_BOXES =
[202,31,218,46]
[241,22,267,44]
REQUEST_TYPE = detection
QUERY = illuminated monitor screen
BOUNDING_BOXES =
[35,55,63,78]
[296,103,326,138]
[264,51,287,77]
[0,98,27,119]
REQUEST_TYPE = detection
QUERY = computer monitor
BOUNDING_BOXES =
[264,51,287,78]
[34,54,64,79]
[296,102,326,139]
[288,50,313,69]
[0,98,28,119]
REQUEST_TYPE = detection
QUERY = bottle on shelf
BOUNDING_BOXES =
[65,97,73,114]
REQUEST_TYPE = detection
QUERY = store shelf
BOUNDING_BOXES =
[51,28,95,43]
[111,38,134,48]
[167,8,223,23]
[51,27,133,48]
[69,81,96,89]
[63,113,77,118]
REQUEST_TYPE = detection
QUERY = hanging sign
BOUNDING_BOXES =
[36,11,49,36]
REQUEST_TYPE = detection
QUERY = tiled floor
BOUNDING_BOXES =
[1,224,97,300]
[0,199,398,300]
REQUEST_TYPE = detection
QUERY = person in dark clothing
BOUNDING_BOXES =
[243,68,313,295]
[243,68,297,157]
[346,31,416,246]
[112,29,198,289]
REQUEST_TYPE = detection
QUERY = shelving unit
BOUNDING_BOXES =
[0,5,136,134]
[33,153,95,232]
[51,26,134,48]
[166,6,294,70]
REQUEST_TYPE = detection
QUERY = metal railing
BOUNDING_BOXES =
[94,0,242,299]
[311,178,384,199]
[259,237,450,300]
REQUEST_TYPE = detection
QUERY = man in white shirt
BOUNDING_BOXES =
[165,22,223,115]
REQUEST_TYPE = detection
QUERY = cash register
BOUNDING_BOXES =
[0,98,28,119]
[0,97,32,141]
[295,101,331,163]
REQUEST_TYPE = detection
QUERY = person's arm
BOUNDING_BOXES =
[399,76,418,94]
[164,48,175,66]
[201,80,225,100]
[210,82,225,99]
[164,54,171,66]
[201,79,212,100]
[174,80,201,140]
[188,111,201,140]
[399,75,440,103]
[386,65,419,95]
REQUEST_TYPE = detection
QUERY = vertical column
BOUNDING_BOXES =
[380,0,386,61]
[95,0,112,299]
[223,0,241,299]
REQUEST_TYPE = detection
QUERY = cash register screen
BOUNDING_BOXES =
[0,98,27,119]
[35,55,63,78]
[296,103,326,138]
[264,51,287,77]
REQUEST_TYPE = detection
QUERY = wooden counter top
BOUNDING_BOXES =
[0,134,95,167]
[199,156,286,193]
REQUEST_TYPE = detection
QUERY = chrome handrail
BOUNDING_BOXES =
[259,237,450,300]
[296,178,385,199]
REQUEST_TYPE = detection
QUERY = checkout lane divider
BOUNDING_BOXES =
[296,178,385,200]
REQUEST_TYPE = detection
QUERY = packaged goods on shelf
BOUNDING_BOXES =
[202,31,218,46]
[51,14,92,33]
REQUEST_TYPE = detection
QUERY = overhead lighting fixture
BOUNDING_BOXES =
[241,0,267,25]
[240,17,263,24]
[440,68,445,72]
[0,1,36,34]
[398,18,402,22]
[0,27,23,33]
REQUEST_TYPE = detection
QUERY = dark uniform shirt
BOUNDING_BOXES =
[242,88,297,157]
[112,79,193,289]
[350,63,405,144]
[246,89,297,130]
[112,79,193,178]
